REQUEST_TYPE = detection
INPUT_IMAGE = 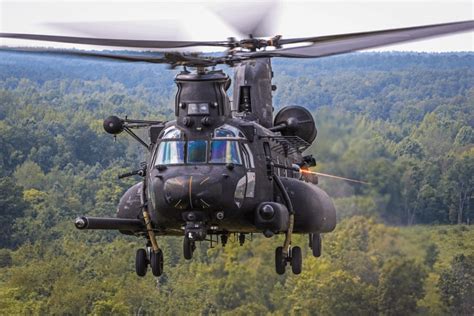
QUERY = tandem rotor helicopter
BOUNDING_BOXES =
[1,6,473,276]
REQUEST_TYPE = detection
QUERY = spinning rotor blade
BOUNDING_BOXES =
[208,1,279,38]
[0,47,220,67]
[0,33,229,49]
[46,20,190,42]
[242,20,474,58]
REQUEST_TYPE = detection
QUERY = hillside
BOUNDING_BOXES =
[0,52,473,314]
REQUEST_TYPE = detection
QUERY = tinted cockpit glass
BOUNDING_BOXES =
[155,141,185,165]
[187,140,207,163]
[163,128,181,139]
[210,140,242,164]
[214,124,245,139]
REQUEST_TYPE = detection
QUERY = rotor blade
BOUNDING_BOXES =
[244,20,474,58]
[46,20,190,42]
[208,1,279,37]
[0,47,167,63]
[0,33,229,49]
[0,47,220,66]
[301,170,369,185]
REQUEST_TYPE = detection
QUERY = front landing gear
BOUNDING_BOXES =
[136,248,148,277]
[135,247,164,277]
[275,246,302,275]
[150,249,164,276]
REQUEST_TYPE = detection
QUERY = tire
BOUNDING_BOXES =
[291,246,302,275]
[275,246,286,275]
[311,233,322,257]
[150,249,164,277]
[183,236,194,260]
[135,248,147,277]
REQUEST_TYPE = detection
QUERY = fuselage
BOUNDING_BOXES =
[116,61,336,238]
[146,118,302,234]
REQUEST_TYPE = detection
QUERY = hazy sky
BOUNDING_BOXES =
[1,0,473,52]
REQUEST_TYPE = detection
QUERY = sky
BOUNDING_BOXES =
[1,0,473,52]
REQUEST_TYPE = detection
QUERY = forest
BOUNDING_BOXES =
[0,51,473,315]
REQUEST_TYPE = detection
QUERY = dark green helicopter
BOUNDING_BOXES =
[1,17,473,277]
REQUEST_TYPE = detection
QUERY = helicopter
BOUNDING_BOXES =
[1,13,473,277]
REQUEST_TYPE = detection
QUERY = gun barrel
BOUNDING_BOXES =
[74,216,144,231]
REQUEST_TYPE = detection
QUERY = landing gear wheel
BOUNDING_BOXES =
[183,235,195,260]
[291,246,302,275]
[135,248,148,277]
[275,246,286,275]
[150,249,164,277]
[310,233,322,257]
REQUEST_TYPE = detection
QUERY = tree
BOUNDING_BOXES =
[0,177,28,248]
[13,160,46,190]
[443,149,474,224]
[377,258,427,315]
[439,254,474,315]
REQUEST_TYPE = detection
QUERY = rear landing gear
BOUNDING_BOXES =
[309,233,322,257]
[275,246,302,275]
[183,235,196,260]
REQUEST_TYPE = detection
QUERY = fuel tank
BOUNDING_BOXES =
[279,177,336,233]
[116,182,143,235]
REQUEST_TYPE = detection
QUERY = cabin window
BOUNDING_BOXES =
[155,141,185,165]
[187,140,207,163]
[210,140,242,164]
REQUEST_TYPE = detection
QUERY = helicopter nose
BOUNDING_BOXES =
[163,176,222,210]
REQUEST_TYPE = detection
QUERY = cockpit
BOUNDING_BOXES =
[154,124,253,167]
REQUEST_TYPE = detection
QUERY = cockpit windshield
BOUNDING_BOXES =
[187,141,207,164]
[154,125,245,166]
[209,140,242,164]
[155,141,185,164]
[155,140,242,166]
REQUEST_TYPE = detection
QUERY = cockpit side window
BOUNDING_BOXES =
[241,143,255,169]
[241,145,250,168]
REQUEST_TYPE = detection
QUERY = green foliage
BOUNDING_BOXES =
[0,52,472,314]
[0,177,28,248]
[377,258,427,315]
[0,249,12,268]
[439,254,474,315]
[424,243,440,269]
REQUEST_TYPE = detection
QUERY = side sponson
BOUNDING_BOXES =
[279,177,336,233]
[117,182,143,235]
